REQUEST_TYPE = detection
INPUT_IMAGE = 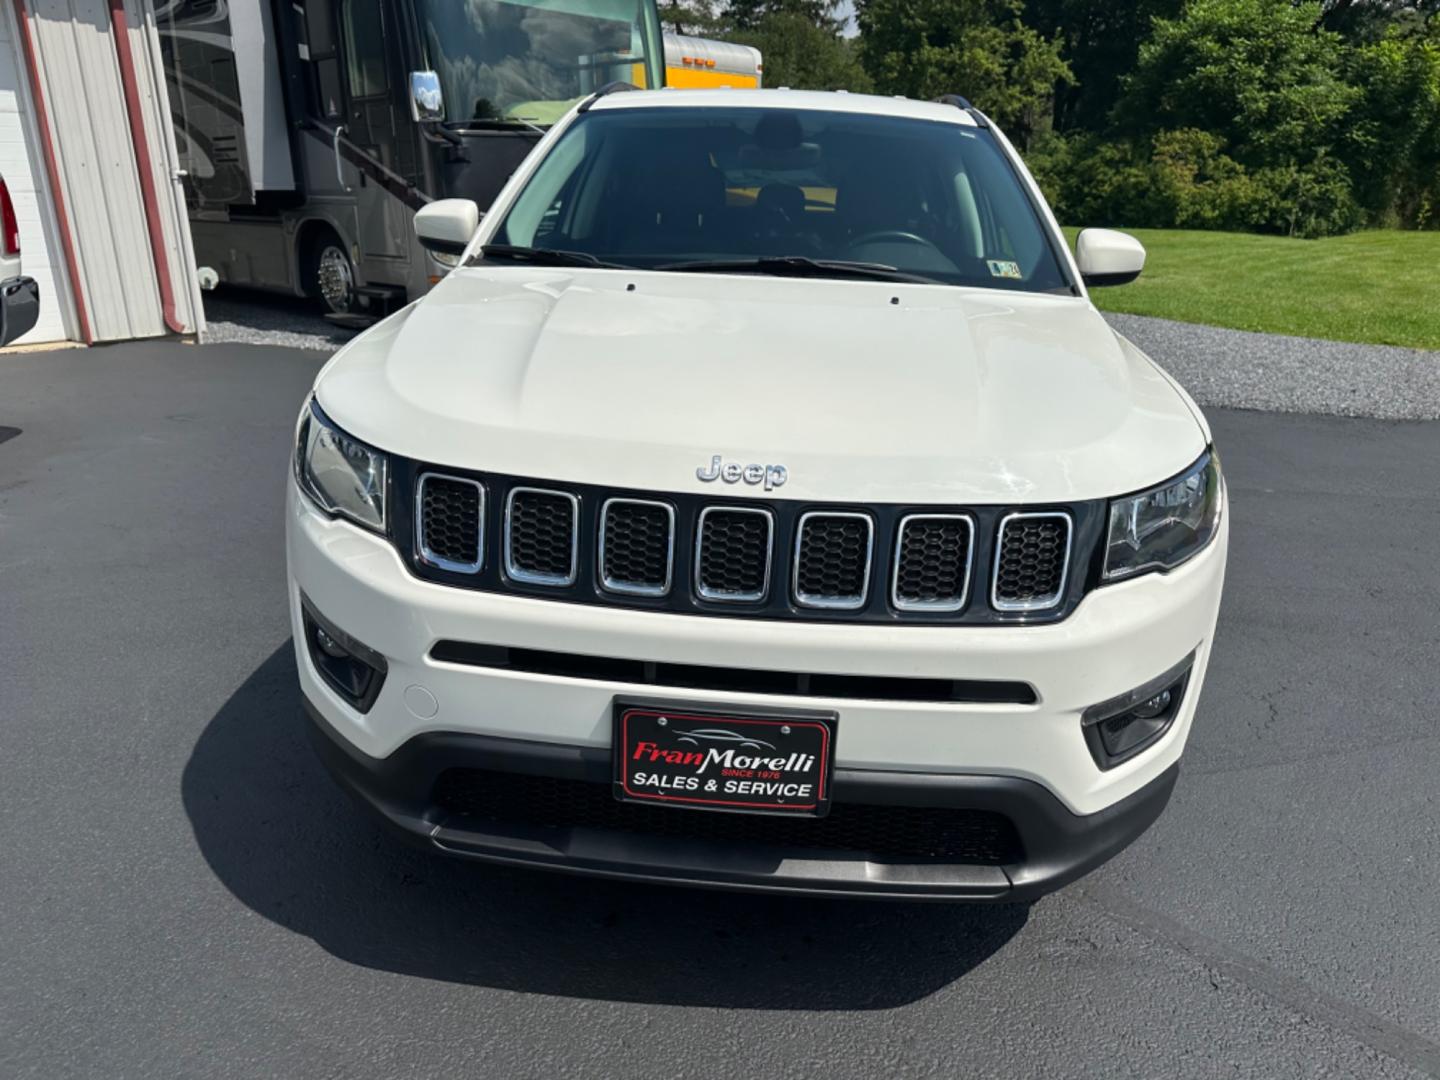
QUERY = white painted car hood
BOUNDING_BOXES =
[314,266,1208,504]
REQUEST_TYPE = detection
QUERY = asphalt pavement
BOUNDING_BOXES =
[3,341,1439,1079]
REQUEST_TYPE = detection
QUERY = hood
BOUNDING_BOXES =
[315,267,1207,504]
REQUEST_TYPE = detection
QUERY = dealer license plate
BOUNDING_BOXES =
[613,702,836,817]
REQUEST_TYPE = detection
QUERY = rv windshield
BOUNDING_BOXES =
[416,0,664,127]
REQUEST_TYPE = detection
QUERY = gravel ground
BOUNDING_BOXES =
[1107,311,1440,421]
[198,288,1440,420]
[201,289,356,352]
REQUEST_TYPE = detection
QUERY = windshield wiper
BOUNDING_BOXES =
[478,244,631,270]
[655,256,943,285]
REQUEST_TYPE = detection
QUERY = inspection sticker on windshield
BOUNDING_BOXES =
[613,703,836,817]
[987,259,1023,279]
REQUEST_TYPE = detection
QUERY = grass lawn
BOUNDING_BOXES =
[1061,227,1440,352]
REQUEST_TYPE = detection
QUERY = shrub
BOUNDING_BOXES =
[1024,129,1365,237]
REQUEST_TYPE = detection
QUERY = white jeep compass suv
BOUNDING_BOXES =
[288,88,1227,901]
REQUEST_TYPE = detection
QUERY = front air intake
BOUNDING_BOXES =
[599,498,675,596]
[695,506,773,602]
[505,487,579,586]
[992,512,1072,611]
[892,514,974,611]
[416,473,484,574]
[793,512,873,610]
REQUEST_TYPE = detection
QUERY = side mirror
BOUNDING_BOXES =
[1075,228,1145,287]
[409,70,444,122]
[415,199,480,258]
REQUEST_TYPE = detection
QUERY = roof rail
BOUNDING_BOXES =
[578,81,640,113]
[933,93,989,128]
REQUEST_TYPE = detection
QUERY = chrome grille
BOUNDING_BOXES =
[400,464,1096,624]
[992,512,1072,611]
[505,488,579,586]
[600,498,674,596]
[416,474,484,573]
[793,512,873,609]
[695,507,772,601]
[892,514,974,611]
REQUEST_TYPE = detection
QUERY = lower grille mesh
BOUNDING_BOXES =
[432,769,1024,864]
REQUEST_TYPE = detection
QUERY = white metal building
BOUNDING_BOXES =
[0,0,201,345]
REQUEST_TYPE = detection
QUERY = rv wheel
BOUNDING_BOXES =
[310,239,356,315]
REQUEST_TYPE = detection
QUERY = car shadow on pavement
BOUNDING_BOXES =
[183,644,1029,1009]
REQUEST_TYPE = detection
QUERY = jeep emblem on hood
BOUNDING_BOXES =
[696,455,788,491]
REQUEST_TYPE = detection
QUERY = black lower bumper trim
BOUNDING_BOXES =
[1,276,39,347]
[304,698,1178,902]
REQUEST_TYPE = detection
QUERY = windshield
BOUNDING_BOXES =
[415,0,664,127]
[489,106,1072,292]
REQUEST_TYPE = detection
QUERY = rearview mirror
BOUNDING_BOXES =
[409,70,444,122]
[415,199,480,258]
[1075,228,1145,287]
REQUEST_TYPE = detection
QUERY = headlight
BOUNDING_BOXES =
[1103,451,1222,581]
[294,400,388,533]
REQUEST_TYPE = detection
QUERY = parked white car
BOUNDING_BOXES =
[288,89,1227,901]
[0,176,39,347]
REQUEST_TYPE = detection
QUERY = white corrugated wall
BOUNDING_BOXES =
[0,1,74,342]
[18,0,198,341]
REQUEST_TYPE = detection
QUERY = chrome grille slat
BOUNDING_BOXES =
[991,511,1072,612]
[892,513,974,611]
[415,473,485,574]
[793,511,873,610]
[599,498,675,597]
[695,506,773,602]
[504,487,579,586]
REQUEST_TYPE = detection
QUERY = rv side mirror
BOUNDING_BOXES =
[409,71,444,122]
[415,199,480,258]
[1075,228,1146,287]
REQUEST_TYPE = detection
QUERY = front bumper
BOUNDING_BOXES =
[288,477,1226,898]
[306,698,1179,901]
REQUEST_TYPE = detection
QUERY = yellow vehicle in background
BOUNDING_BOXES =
[662,33,763,88]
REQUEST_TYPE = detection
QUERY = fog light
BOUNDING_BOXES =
[314,625,348,660]
[1130,689,1172,721]
[300,596,388,713]
[1082,652,1195,770]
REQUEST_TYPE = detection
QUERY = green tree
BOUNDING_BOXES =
[1104,0,1370,235]
[727,0,847,32]
[1023,0,1182,132]
[856,0,1072,146]
[659,1,724,35]
[1345,26,1440,225]
[1114,0,1357,165]
[727,11,873,90]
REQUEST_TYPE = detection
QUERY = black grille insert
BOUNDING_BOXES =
[417,474,484,573]
[696,507,772,601]
[431,769,1025,864]
[506,488,578,585]
[600,499,673,595]
[994,513,1071,610]
[894,514,973,610]
[794,513,872,609]
[429,640,1037,704]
